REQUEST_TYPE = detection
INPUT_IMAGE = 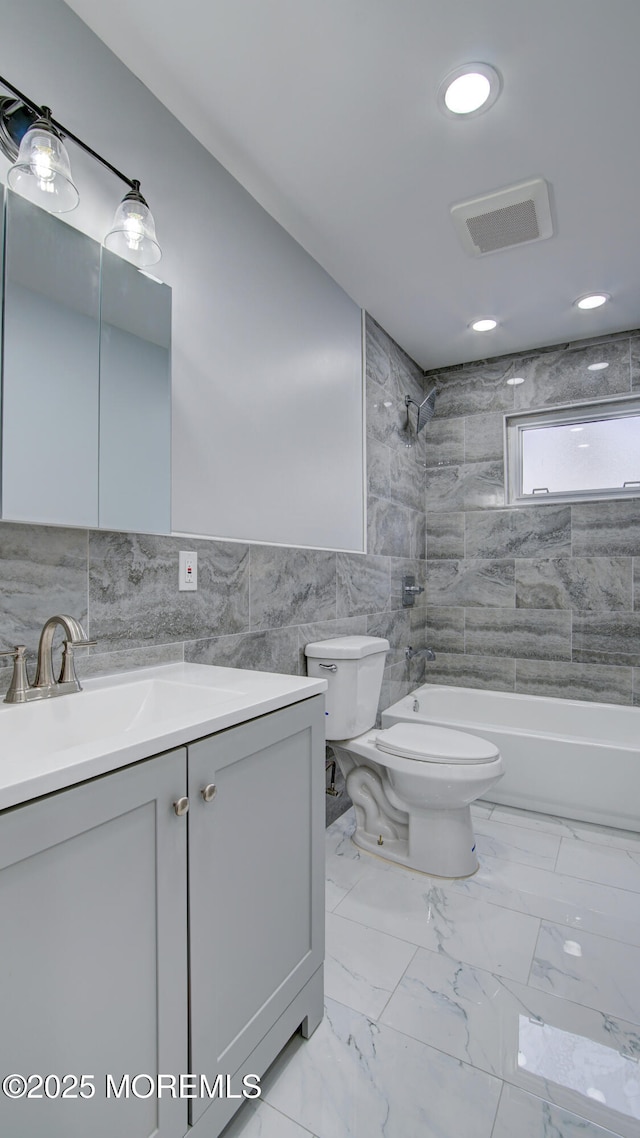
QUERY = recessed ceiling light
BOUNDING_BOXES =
[577,443,590,448]
[587,361,609,371]
[506,376,525,386]
[471,318,497,332]
[570,426,584,432]
[438,63,502,118]
[575,293,609,310]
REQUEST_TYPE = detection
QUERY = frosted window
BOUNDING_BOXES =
[505,398,640,504]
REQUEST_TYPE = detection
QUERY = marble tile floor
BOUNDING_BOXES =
[222,802,640,1138]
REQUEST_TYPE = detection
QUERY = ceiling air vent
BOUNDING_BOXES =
[450,177,553,256]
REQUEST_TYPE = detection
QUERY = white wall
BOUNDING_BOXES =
[0,0,364,550]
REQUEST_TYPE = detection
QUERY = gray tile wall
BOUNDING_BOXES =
[0,316,428,716]
[423,329,640,706]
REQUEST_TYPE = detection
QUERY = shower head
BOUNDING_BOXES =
[405,387,437,434]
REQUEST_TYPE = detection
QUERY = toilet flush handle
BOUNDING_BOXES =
[319,663,337,673]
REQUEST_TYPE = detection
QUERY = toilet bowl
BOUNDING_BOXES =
[305,635,504,878]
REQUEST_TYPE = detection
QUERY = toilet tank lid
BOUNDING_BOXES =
[305,635,390,660]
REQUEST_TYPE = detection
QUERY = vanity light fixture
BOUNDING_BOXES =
[438,63,502,118]
[0,74,162,267]
[471,318,497,332]
[575,293,609,310]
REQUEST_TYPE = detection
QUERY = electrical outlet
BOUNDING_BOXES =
[179,550,198,591]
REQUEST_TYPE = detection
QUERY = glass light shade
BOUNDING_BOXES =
[104,187,161,268]
[7,115,79,213]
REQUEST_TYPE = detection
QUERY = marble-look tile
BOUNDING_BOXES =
[88,531,250,650]
[426,511,465,560]
[419,652,516,691]
[631,334,640,392]
[0,522,88,651]
[297,616,368,674]
[465,608,571,661]
[366,609,412,666]
[381,947,640,1135]
[335,870,541,982]
[262,997,502,1138]
[429,357,516,418]
[572,612,640,666]
[572,501,640,558]
[530,920,640,1022]
[365,434,390,500]
[221,1099,316,1138]
[378,659,416,713]
[76,641,183,681]
[444,852,640,947]
[425,461,505,512]
[425,606,465,654]
[426,559,515,608]
[466,506,572,559]
[324,810,370,911]
[336,552,389,618]
[324,913,417,1019]
[492,1084,632,1138]
[490,804,640,853]
[556,839,640,893]
[516,558,632,610]
[464,411,505,464]
[185,627,299,675]
[250,546,336,630]
[423,416,465,468]
[634,667,640,707]
[365,316,392,386]
[388,448,426,514]
[634,558,640,610]
[388,556,426,609]
[367,496,423,559]
[365,378,400,447]
[513,339,632,410]
[515,659,633,705]
[473,818,561,871]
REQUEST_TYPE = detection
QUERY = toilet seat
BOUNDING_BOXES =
[374,722,499,765]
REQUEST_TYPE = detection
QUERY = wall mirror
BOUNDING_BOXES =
[0,188,171,533]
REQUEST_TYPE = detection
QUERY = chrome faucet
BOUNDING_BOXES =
[405,645,436,662]
[0,616,96,703]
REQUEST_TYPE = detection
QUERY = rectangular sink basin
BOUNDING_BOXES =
[0,661,328,811]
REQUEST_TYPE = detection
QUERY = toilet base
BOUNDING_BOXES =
[351,803,479,878]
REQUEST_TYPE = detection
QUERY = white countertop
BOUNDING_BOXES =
[0,662,327,812]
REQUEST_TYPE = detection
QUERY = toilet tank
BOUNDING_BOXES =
[304,635,389,740]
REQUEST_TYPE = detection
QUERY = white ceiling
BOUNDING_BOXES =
[65,0,640,370]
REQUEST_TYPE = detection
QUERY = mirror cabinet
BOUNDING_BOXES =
[0,186,171,533]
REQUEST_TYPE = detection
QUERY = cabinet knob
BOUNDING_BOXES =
[201,783,217,803]
[173,796,189,817]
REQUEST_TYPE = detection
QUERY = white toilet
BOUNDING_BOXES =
[305,635,504,878]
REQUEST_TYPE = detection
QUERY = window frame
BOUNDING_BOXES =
[503,394,640,506]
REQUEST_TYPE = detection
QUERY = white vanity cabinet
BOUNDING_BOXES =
[0,692,325,1138]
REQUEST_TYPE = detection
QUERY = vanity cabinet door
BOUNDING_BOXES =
[0,749,189,1138]
[188,695,325,1130]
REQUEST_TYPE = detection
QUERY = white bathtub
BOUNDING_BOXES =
[381,684,640,832]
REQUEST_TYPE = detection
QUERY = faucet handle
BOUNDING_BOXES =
[0,645,32,703]
[59,638,97,687]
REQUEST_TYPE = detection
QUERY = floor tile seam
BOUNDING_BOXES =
[473,842,561,874]
[554,866,640,895]
[557,833,640,865]
[495,1073,633,1138]
[324,993,504,1088]
[526,970,640,1030]
[373,943,421,1022]
[536,912,640,953]
[489,1080,508,1138]
[465,850,640,907]
[326,907,423,955]
[474,820,564,859]
[261,1101,317,1137]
